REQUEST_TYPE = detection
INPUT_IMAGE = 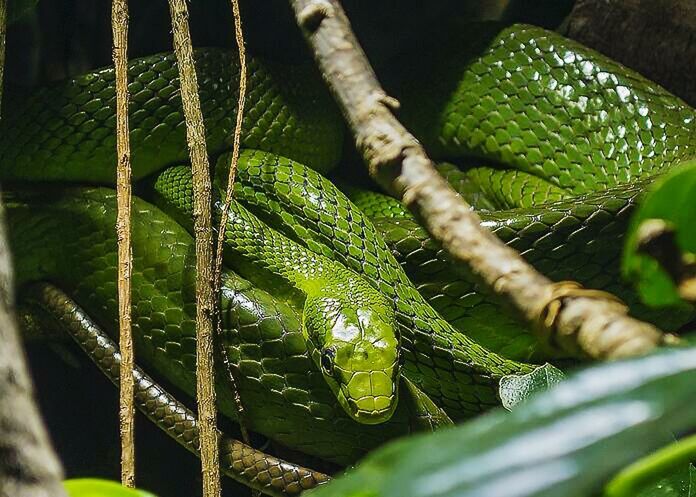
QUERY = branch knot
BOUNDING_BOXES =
[536,280,628,351]
[298,1,334,32]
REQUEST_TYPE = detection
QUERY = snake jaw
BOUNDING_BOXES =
[341,364,400,425]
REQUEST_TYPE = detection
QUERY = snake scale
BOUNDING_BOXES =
[351,23,696,360]
[20,282,330,497]
[2,21,695,492]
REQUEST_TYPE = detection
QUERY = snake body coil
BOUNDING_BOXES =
[352,24,696,359]
[2,22,696,472]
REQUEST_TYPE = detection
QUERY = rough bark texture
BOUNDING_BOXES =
[111,0,136,486]
[0,219,67,495]
[0,1,68,495]
[563,0,696,107]
[290,0,669,360]
[167,1,221,496]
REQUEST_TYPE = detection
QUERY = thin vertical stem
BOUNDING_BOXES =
[111,0,135,488]
[213,0,249,444]
[167,2,221,496]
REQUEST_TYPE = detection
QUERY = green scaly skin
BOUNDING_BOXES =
[212,150,534,418]
[20,283,331,496]
[5,188,436,465]
[347,23,696,360]
[0,46,535,421]
[0,48,405,424]
[5,21,695,450]
[0,49,343,179]
[152,165,400,424]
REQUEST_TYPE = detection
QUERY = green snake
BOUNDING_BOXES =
[2,21,695,486]
[350,23,696,360]
[153,164,400,424]
[20,282,331,497]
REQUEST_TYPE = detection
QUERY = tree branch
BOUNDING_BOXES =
[167,1,220,496]
[290,0,669,360]
[111,0,136,486]
[0,1,67,495]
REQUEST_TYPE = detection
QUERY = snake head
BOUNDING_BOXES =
[303,294,400,425]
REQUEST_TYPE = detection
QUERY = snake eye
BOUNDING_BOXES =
[320,347,336,376]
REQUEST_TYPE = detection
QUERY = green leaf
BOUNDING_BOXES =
[623,161,696,307]
[498,362,564,409]
[633,464,692,497]
[64,479,156,497]
[307,347,696,497]
[604,433,696,497]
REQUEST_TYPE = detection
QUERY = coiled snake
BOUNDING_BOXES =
[2,22,694,495]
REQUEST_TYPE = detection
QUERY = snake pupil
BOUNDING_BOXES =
[321,347,336,375]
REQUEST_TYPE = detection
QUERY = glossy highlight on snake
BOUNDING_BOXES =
[1,22,695,484]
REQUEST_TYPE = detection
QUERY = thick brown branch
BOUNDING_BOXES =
[111,0,135,486]
[290,0,668,360]
[167,1,221,496]
[0,213,68,497]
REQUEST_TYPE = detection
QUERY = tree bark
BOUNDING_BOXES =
[111,0,136,486]
[167,1,220,496]
[0,203,67,497]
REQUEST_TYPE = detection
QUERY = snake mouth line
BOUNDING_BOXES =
[347,397,398,425]
[339,370,399,425]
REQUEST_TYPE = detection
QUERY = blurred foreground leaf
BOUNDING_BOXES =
[633,464,694,497]
[308,347,696,497]
[64,479,156,497]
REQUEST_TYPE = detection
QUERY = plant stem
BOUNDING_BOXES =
[167,1,221,496]
[605,433,696,497]
[213,0,250,445]
[111,0,136,487]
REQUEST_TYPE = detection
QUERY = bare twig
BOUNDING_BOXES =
[290,0,668,360]
[111,0,135,487]
[212,0,250,445]
[167,2,220,496]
